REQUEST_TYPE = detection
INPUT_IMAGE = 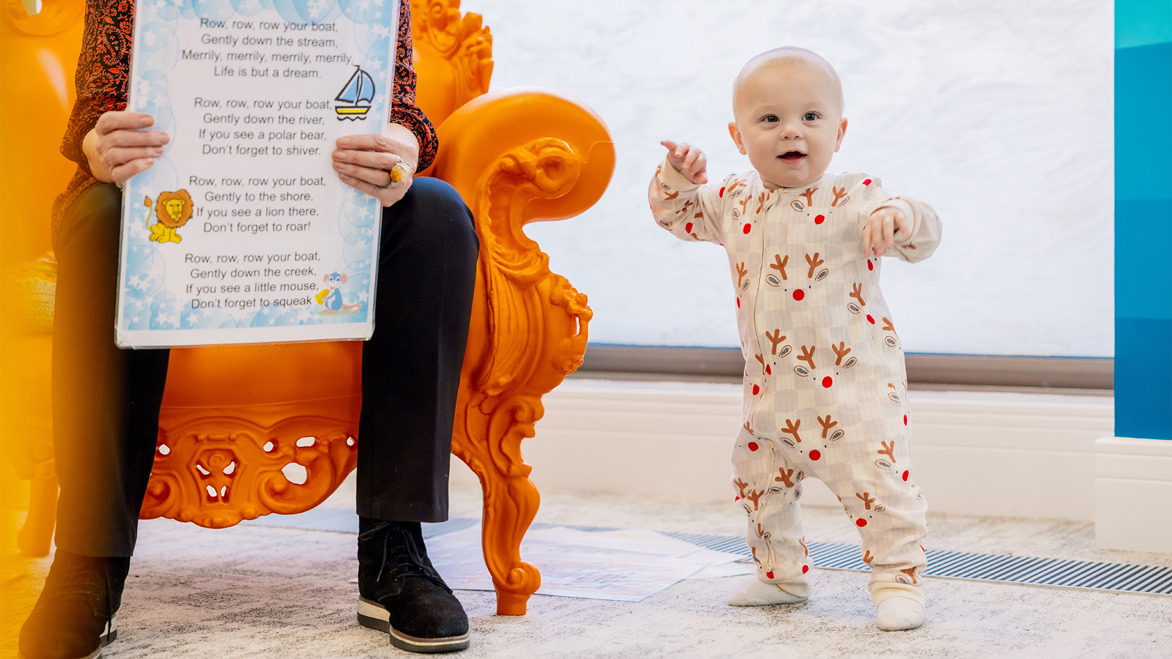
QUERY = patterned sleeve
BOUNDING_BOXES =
[390,0,438,172]
[648,157,730,245]
[59,0,134,176]
[853,175,942,263]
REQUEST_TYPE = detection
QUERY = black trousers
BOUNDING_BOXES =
[52,177,478,557]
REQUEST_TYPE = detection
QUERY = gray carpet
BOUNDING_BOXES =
[4,484,1172,658]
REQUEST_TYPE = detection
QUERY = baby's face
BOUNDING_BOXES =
[729,58,847,189]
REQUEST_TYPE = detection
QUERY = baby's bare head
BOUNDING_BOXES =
[732,47,844,118]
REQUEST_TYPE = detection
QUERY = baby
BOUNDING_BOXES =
[649,47,941,631]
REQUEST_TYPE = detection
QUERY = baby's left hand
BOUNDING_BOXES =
[862,207,911,257]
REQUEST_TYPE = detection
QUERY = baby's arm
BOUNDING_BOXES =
[857,179,941,262]
[649,141,727,244]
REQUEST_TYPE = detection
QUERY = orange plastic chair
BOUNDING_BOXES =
[2,0,614,616]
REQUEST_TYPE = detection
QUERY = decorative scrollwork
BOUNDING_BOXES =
[410,0,492,106]
[140,418,357,528]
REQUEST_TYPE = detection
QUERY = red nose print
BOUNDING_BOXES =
[866,315,875,324]
[903,414,908,425]
[902,470,910,482]
[719,186,726,197]
[736,297,741,308]
[748,442,759,452]
[743,224,751,234]
[766,365,772,374]
[867,260,874,271]
[863,179,872,186]
[685,222,693,233]
[752,384,760,395]
[821,376,833,388]
[809,449,822,461]
[815,214,825,224]
[856,518,868,528]
[766,571,774,579]
[735,496,740,501]
[793,289,805,301]
[801,564,809,574]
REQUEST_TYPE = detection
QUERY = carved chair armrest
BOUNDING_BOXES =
[422,88,615,225]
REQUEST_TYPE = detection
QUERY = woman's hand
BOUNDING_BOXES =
[83,112,169,185]
[332,124,420,207]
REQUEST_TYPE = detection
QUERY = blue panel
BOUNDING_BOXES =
[1115,199,1172,320]
[1116,2,1171,440]
[1115,317,1172,439]
[1115,44,1172,200]
[1116,0,1172,48]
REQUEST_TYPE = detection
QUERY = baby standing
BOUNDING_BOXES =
[648,47,941,631]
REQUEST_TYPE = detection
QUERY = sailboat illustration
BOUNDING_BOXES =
[334,65,375,120]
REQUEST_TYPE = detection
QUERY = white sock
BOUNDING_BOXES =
[728,576,809,607]
[876,596,925,631]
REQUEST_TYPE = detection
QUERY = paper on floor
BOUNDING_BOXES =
[425,525,749,602]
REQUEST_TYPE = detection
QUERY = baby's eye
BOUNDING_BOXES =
[760,114,779,123]
[803,112,820,121]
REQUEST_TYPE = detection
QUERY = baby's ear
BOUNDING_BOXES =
[834,117,848,152]
[728,122,747,155]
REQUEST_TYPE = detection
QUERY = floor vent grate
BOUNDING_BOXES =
[660,530,1172,596]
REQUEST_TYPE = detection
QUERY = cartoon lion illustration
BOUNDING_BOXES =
[144,189,194,243]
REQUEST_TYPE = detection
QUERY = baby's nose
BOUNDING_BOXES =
[779,121,802,138]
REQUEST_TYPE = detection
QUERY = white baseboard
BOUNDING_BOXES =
[1095,436,1172,553]
[451,379,1120,523]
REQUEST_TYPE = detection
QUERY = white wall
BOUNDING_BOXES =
[467,0,1114,357]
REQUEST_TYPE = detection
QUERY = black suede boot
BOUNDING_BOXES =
[356,518,470,653]
[18,550,129,659]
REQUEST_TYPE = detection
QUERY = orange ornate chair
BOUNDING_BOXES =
[2,0,614,616]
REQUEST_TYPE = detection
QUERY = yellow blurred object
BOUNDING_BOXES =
[3,0,614,617]
[0,0,81,572]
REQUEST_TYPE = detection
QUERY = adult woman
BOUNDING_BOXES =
[19,1,478,656]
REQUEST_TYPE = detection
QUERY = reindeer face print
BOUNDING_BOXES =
[881,317,900,349]
[763,252,828,302]
[847,281,881,327]
[872,433,913,484]
[727,185,755,235]
[791,342,856,388]
[777,416,829,464]
[848,490,889,528]
[790,185,850,225]
[735,262,750,294]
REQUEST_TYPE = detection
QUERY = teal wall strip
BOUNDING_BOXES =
[1115,200,1172,321]
[1115,0,1172,48]
[1115,2,1172,440]
[1115,318,1172,439]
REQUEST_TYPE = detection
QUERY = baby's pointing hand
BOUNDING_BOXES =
[862,206,911,258]
[660,139,708,185]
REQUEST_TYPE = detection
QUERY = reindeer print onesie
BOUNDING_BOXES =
[649,160,941,608]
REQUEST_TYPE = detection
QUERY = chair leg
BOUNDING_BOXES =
[478,470,541,615]
[17,472,58,557]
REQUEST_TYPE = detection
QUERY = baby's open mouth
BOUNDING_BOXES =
[779,151,805,161]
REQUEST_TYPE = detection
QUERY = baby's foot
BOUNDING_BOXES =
[728,576,808,607]
[876,596,925,631]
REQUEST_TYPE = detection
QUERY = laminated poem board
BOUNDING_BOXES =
[117,0,401,347]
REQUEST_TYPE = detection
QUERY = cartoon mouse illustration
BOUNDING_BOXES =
[315,272,361,313]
